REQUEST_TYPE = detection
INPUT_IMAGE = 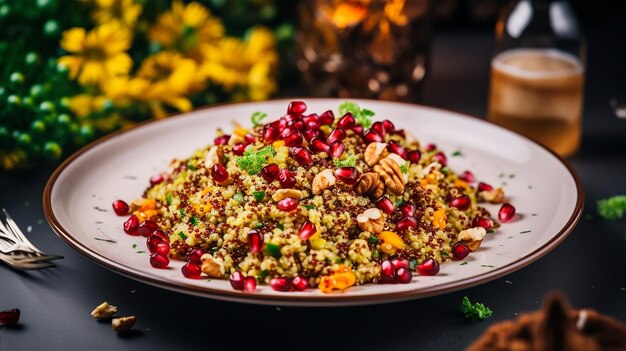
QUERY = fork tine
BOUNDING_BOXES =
[2,208,45,254]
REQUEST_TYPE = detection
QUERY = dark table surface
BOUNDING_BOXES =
[1,23,625,351]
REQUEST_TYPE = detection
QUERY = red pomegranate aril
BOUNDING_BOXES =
[244,133,256,144]
[278,169,296,188]
[298,220,317,240]
[309,137,330,153]
[450,195,471,211]
[407,150,421,164]
[0,309,20,325]
[399,202,416,217]
[375,196,395,215]
[291,147,313,165]
[426,143,437,151]
[112,200,129,216]
[261,164,279,182]
[291,276,309,291]
[472,216,493,230]
[214,135,230,145]
[499,203,516,222]
[155,241,170,255]
[287,101,307,115]
[232,142,247,156]
[417,258,440,276]
[186,248,204,264]
[263,125,279,143]
[334,167,359,185]
[387,140,406,159]
[270,277,292,292]
[123,215,140,235]
[152,229,168,240]
[391,258,410,271]
[302,114,320,129]
[277,197,298,212]
[352,124,364,135]
[147,234,165,253]
[434,152,447,166]
[280,126,295,139]
[230,271,245,290]
[150,174,164,186]
[283,113,299,123]
[292,120,305,131]
[211,164,229,183]
[396,267,413,284]
[371,121,386,137]
[337,113,356,130]
[478,182,493,192]
[243,276,257,292]
[181,262,202,279]
[138,220,159,237]
[248,230,263,254]
[326,127,346,144]
[363,129,383,143]
[319,110,335,125]
[460,170,475,183]
[396,215,418,232]
[452,242,471,260]
[382,119,396,133]
[302,129,320,141]
[150,253,169,268]
[330,141,345,159]
[380,260,396,283]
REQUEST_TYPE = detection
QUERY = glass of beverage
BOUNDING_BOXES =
[488,0,585,157]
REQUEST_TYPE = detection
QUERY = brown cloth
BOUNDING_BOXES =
[467,292,626,351]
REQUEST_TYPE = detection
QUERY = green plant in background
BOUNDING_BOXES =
[0,0,294,171]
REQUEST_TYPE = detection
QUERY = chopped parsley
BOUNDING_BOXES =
[597,195,626,220]
[441,166,450,174]
[333,154,357,168]
[211,246,219,255]
[259,270,269,279]
[264,243,281,258]
[305,204,315,210]
[276,223,284,230]
[460,261,468,265]
[409,258,418,270]
[400,162,409,174]
[519,230,532,234]
[440,251,450,257]
[190,216,198,226]
[487,229,496,234]
[136,250,146,254]
[372,249,380,259]
[451,150,463,157]
[509,174,516,179]
[187,162,196,171]
[236,146,276,175]
[177,231,188,240]
[338,101,375,128]
[166,193,173,206]
[460,296,493,322]
[179,208,186,217]
[94,237,116,243]
[252,191,265,202]
[481,264,495,268]
[251,111,268,127]
[395,199,404,206]
[255,222,264,229]
[233,192,244,204]
[368,236,379,244]
[132,244,137,249]
[334,258,344,264]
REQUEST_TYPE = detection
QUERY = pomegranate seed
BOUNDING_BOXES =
[380,260,396,283]
[334,167,359,185]
[391,258,410,271]
[244,133,256,144]
[302,129,320,141]
[387,140,406,159]
[499,203,516,222]
[478,182,493,192]
[147,234,165,253]
[152,229,168,241]
[291,276,309,291]
[460,170,475,183]
[181,262,202,279]
[150,174,164,186]
[186,248,204,264]
[396,267,413,284]
[214,135,230,145]
[472,216,493,230]
[309,137,330,153]
[399,202,415,217]
[417,258,440,276]
[434,152,447,166]
[155,241,170,255]
[263,125,279,143]
[337,113,356,130]
[352,125,364,135]
[150,253,169,268]
[330,141,345,158]
[375,196,395,215]
[112,200,129,216]
[302,114,320,130]
[248,230,263,254]
[270,277,292,292]
[261,164,279,182]
[293,120,306,131]
[407,150,421,164]
[277,197,298,212]
[288,101,307,115]
[396,215,418,232]
[0,309,20,325]
[284,130,304,146]
[291,147,313,166]
[452,242,470,260]
[280,127,295,139]
[138,220,159,237]
[243,276,257,292]
[450,195,471,211]
[319,110,335,125]
[426,143,437,151]
[232,143,247,156]
[230,271,245,290]
[326,128,346,144]
[371,121,386,137]
[283,113,299,123]
[382,119,396,133]
[298,220,317,240]
[278,169,296,188]
[211,164,229,183]
[123,215,139,235]
[363,129,383,143]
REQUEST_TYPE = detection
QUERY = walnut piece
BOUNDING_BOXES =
[354,172,385,199]
[200,253,225,278]
[112,316,136,333]
[272,189,303,202]
[374,157,405,194]
[90,302,118,320]
[312,169,336,195]
[364,142,388,167]
[357,208,385,233]
[480,187,506,203]
[459,227,487,251]
[205,145,223,168]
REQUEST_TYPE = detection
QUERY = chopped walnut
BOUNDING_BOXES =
[312,169,336,195]
[200,253,225,278]
[459,227,487,251]
[354,172,385,199]
[90,302,118,320]
[357,208,385,234]
[480,187,506,203]
[205,145,223,168]
[272,189,303,202]
[112,316,136,333]
[364,142,388,167]
[374,157,405,194]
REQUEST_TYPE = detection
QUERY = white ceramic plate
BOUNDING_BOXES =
[44,99,583,306]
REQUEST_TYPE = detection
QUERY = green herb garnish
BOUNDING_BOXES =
[598,195,626,220]
[368,236,379,244]
[259,270,269,279]
[460,296,493,322]
[440,251,449,257]
[190,216,198,226]
[519,230,532,234]
[236,146,276,175]
[166,192,173,206]
[132,244,137,249]
[233,192,244,203]
[451,150,463,157]
[253,191,265,202]
[177,231,188,240]
[395,199,404,206]
[441,166,450,174]
[305,204,315,210]
[338,101,375,128]
[334,258,344,264]
[136,250,146,254]
[255,222,264,229]
[409,259,418,270]
[372,249,380,259]
[276,223,284,230]
[333,155,357,168]
[211,246,219,255]
[460,261,468,265]
[264,243,282,258]
[94,237,116,243]
[179,208,186,217]
[400,162,409,174]
[187,162,196,171]
[251,111,268,127]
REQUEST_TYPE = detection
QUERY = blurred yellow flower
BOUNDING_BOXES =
[91,0,142,28]
[58,23,132,86]
[149,1,224,60]
[68,94,106,117]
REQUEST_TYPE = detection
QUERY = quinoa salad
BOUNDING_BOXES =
[113,101,517,293]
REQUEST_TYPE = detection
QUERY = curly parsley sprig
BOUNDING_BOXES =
[235,146,276,175]
[597,195,626,220]
[460,296,493,322]
[338,101,375,128]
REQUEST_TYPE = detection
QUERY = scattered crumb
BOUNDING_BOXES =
[24,201,30,207]
[37,219,43,225]
[505,280,513,285]
[131,290,136,294]
[112,316,136,333]
[276,307,281,312]
[26,225,32,233]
